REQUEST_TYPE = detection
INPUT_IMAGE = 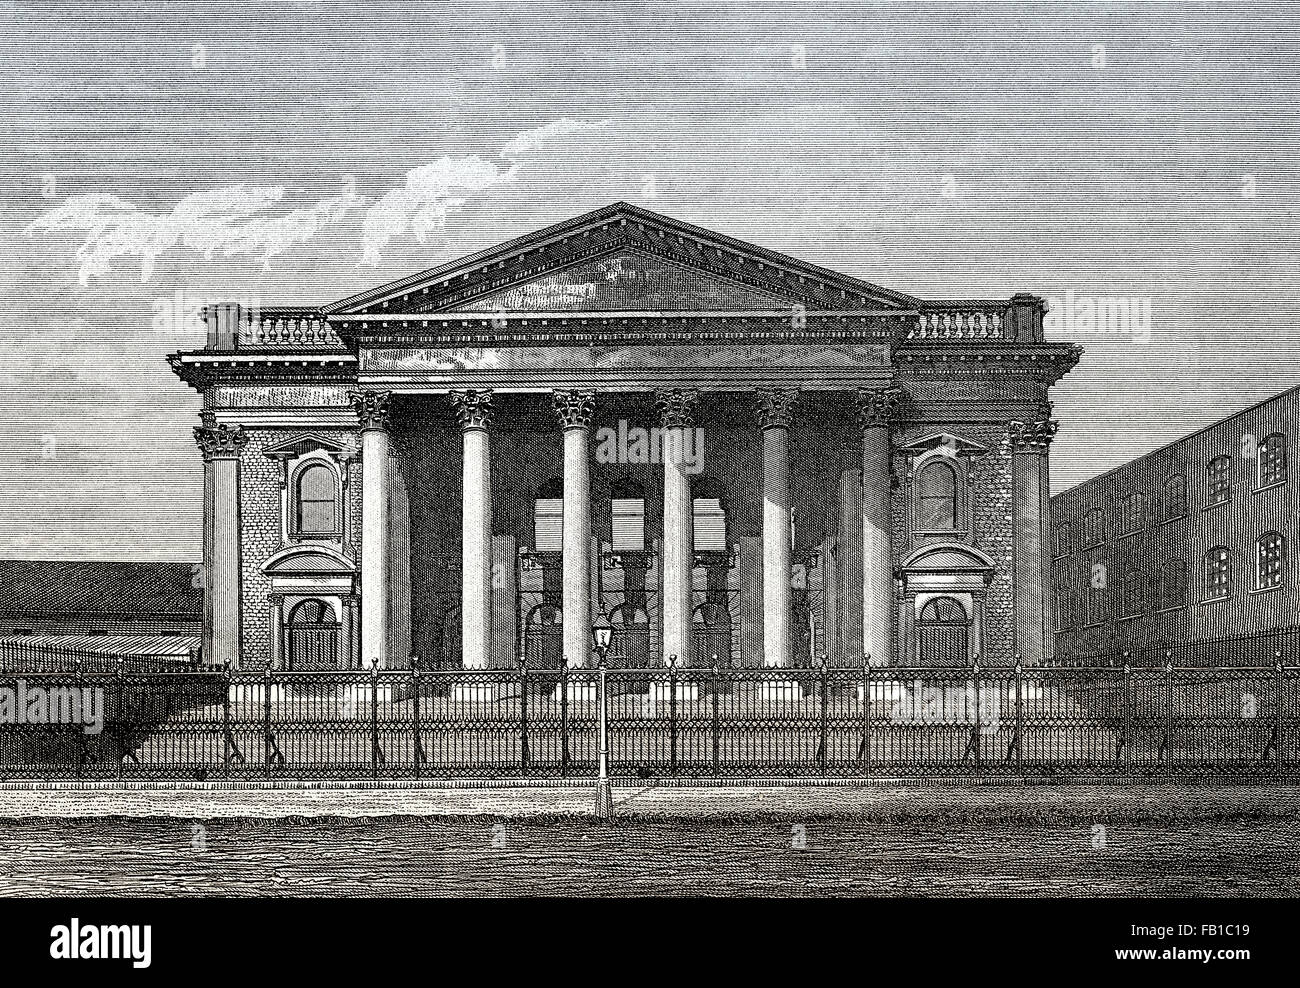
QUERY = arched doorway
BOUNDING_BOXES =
[524,604,563,670]
[691,602,732,667]
[916,596,970,667]
[609,604,650,668]
[286,598,340,670]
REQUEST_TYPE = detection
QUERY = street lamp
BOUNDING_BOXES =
[592,614,614,822]
[592,614,613,666]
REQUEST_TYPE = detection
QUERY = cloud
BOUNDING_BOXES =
[23,117,614,280]
[359,155,517,266]
[24,185,367,285]
[499,117,611,157]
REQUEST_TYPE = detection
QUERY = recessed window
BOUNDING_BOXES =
[1053,520,1072,558]
[1162,474,1187,520]
[1204,546,1231,600]
[1160,559,1187,610]
[692,497,728,553]
[916,460,958,530]
[610,479,645,552]
[1259,433,1287,488]
[534,480,563,554]
[1083,507,1107,547]
[295,464,338,535]
[1257,532,1286,590]
[1207,456,1231,504]
[1120,492,1147,534]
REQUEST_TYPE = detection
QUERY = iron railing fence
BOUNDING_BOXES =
[0,640,201,675]
[1053,626,1300,669]
[0,663,1295,781]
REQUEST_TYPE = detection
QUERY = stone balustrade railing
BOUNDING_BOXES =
[907,294,1046,343]
[203,304,343,349]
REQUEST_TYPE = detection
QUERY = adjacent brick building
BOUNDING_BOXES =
[1051,385,1300,664]
[170,203,1080,671]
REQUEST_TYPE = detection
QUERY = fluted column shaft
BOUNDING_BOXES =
[858,388,901,668]
[452,390,494,670]
[758,390,797,668]
[657,389,697,667]
[195,417,247,668]
[554,391,595,668]
[352,390,392,669]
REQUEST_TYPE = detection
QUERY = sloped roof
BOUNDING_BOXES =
[0,560,203,618]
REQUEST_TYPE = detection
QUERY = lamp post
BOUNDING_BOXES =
[593,616,613,822]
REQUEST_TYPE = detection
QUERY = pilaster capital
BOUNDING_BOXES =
[552,390,596,431]
[268,593,286,608]
[193,418,248,460]
[1008,418,1058,453]
[855,386,903,430]
[654,388,698,429]
[756,389,798,431]
[349,390,392,431]
[449,389,495,432]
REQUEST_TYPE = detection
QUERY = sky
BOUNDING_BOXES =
[1,0,1298,561]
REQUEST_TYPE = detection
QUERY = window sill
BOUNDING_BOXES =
[1154,604,1186,615]
[912,529,970,539]
[1158,513,1188,527]
[1082,541,1104,551]
[1249,584,1283,596]
[1118,613,1143,623]
[1203,499,1229,511]
[1254,481,1286,495]
[1082,622,1104,629]
[1117,529,1141,540]
[290,532,343,541]
[1199,595,1230,605]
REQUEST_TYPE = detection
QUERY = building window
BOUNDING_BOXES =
[1120,492,1147,534]
[915,461,959,531]
[1204,546,1231,601]
[610,479,645,552]
[533,480,564,553]
[1053,520,1071,558]
[1083,507,1107,547]
[1259,433,1287,488]
[1160,559,1187,610]
[1207,456,1231,504]
[1162,474,1187,520]
[1257,532,1286,590]
[294,464,338,535]
[692,497,728,553]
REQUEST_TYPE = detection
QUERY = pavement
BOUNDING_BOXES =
[0,778,1297,822]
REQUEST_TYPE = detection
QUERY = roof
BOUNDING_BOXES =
[0,634,200,656]
[0,560,203,618]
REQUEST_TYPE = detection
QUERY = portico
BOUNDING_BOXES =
[170,202,1080,673]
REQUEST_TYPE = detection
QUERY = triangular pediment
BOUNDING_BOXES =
[442,248,793,312]
[326,202,920,316]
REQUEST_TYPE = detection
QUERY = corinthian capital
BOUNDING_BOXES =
[450,389,494,431]
[193,420,248,460]
[855,387,903,430]
[350,390,392,431]
[552,390,595,430]
[1008,418,1059,452]
[756,389,798,430]
[655,388,698,429]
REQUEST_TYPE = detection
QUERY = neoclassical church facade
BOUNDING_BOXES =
[171,203,1080,672]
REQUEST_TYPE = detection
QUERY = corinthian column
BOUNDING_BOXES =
[195,416,247,668]
[553,390,596,668]
[656,389,698,667]
[351,390,392,669]
[757,390,798,668]
[1009,417,1058,666]
[451,389,494,670]
[857,387,901,667]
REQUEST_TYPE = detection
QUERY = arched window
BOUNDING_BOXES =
[1083,506,1107,547]
[533,480,563,553]
[285,598,339,670]
[1120,492,1147,534]
[1258,533,1286,590]
[692,482,728,553]
[916,461,958,531]
[1204,546,1231,600]
[1053,520,1071,558]
[1160,559,1187,610]
[1259,433,1287,488]
[1207,456,1232,504]
[295,464,338,535]
[1085,559,1109,625]
[916,596,970,666]
[610,479,645,552]
[1162,474,1187,520]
